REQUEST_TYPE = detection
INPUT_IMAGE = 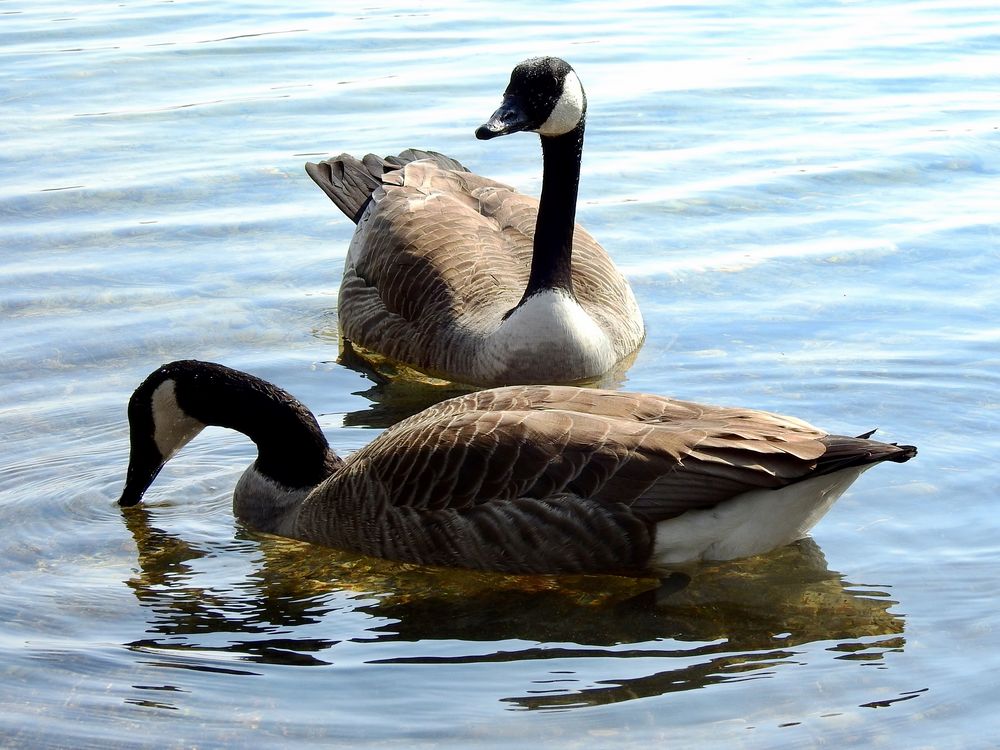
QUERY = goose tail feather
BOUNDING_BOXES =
[305,154,382,224]
[817,433,917,476]
[305,150,471,224]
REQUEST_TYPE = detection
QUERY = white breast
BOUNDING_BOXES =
[476,289,616,382]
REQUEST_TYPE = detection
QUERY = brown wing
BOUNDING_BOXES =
[297,391,912,573]
[381,384,819,439]
[347,162,530,321]
[341,393,830,516]
[305,150,471,223]
[301,407,671,572]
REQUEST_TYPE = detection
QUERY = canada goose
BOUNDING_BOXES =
[118,360,916,575]
[305,56,644,387]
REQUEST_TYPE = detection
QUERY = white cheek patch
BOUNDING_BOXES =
[151,379,205,459]
[536,70,585,136]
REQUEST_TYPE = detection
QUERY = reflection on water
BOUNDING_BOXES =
[122,510,339,670]
[329,335,642,428]
[337,341,477,428]
[122,506,903,711]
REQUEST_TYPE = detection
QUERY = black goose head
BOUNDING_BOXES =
[117,360,338,508]
[476,56,587,140]
[118,361,207,507]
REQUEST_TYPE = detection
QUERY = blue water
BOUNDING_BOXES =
[1,0,998,747]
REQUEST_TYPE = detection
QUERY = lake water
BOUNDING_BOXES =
[2,0,998,747]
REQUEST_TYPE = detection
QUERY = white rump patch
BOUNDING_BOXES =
[536,70,585,136]
[651,466,870,567]
[151,379,205,460]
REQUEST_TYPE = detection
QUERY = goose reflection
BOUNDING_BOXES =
[122,507,342,669]
[121,506,904,709]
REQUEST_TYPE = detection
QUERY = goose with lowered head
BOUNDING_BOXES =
[118,360,916,575]
[305,56,644,387]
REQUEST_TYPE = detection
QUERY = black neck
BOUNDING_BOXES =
[176,364,342,490]
[245,402,343,491]
[521,121,585,300]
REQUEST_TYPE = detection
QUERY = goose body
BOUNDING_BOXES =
[305,57,644,386]
[118,361,916,575]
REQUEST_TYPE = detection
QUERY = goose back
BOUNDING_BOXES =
[330,157,643,385]
[292,385,911,573]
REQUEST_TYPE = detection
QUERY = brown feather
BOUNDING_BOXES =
[308,156,644,386]
[292,386,914,571]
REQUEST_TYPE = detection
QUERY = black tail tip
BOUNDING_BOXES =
[856,429,917,463]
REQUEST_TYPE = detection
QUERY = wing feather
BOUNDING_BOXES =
[295,387,913,572]
[341,395,830,520]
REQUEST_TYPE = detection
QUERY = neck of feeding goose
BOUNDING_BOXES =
[225,394,341,496]
[119,361,343,536]
[226,391,344,534]
[521,122,585,300]
[182,366,341,493]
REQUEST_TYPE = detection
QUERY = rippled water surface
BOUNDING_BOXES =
[2,1,998,747]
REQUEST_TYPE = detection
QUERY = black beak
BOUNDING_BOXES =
[118,455,164,507]
[475,95,533,140]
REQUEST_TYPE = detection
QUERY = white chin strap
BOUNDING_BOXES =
[535,70,584,136]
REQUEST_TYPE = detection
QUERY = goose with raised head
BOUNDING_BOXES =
[305,56,644,387]
[118,360,916,575]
